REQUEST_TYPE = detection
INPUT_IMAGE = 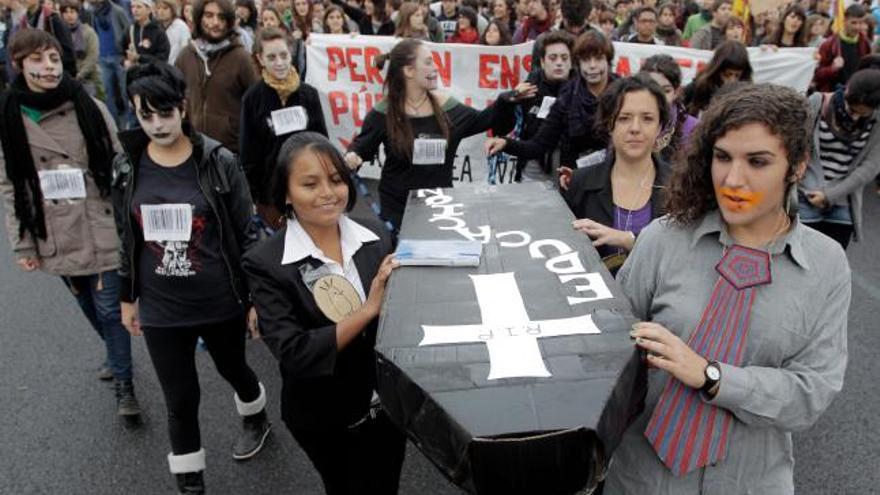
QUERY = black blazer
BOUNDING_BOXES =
[563,149,670,230]
[241,218,392,431]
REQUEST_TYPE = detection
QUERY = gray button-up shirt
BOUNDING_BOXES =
[604,211,850,495]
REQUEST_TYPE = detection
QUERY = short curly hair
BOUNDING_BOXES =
[665,83,810,226]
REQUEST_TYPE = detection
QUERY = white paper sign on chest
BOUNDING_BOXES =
[141,203,193,242]
[536,96,556,119]
[271,106,309,136]
[39,168,86,200]
[412,138,447,165]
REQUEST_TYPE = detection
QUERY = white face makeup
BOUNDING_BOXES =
[258,38,292,80]
[579,55,608,86]
[133,95,186,147]
[541,42,571,82]
[21,48,63,93]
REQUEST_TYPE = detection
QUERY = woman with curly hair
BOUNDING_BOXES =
[605,82,850,495]
[681,40,752,116]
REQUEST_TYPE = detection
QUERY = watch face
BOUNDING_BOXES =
[707,365,721,381]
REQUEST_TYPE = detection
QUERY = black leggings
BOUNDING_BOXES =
[808,221,854,250]
[143,316,261,455]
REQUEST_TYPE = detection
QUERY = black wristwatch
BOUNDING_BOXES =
[701,361,721,394]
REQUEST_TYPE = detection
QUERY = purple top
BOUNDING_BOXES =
[612,202,653,236]
[679,114,699,150]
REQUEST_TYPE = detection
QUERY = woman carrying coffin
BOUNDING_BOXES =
[240,27,327,231]
[604,84,849,494]
[344,38,528,230]
[242,132,405,495]
[561,75,671,274]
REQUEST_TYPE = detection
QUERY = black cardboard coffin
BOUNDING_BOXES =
[376,182,647,494]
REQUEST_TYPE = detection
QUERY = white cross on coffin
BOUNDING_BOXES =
[419,272,602,380]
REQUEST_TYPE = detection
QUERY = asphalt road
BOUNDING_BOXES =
[1,186,878,495]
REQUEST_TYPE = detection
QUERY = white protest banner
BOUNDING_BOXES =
[305,34,817,184]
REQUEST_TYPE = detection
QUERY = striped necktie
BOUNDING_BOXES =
[644,244,772,477]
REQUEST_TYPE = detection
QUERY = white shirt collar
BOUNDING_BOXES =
[281,215,379,266]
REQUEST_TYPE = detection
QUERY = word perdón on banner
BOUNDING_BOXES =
[306,34,818,184]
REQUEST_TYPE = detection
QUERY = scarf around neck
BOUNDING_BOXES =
[262,67,301,105]
[0,74,115,241]
[564,74,600,137]
[827,87,872,142]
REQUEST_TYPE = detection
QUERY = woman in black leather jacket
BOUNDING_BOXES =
[111,62,270,494]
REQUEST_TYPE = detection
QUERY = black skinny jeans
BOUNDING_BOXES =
[143,316,261,455]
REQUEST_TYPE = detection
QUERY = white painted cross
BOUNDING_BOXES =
[419,272,603,380]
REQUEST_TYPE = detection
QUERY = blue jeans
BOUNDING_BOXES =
[62,271,133,382]
[98,55,129,128]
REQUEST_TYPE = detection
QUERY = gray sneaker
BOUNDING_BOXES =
[97,366,113,381]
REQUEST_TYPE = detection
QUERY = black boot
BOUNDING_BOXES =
[114,380,142,417]
[175,471,205,494]
[232,410,272,461]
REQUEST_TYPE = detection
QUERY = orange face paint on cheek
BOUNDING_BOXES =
[716,187,764,212]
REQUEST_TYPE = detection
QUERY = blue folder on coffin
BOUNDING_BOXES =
[376,182,647,495]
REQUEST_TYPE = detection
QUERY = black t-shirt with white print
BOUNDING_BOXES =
[132,152,242,328]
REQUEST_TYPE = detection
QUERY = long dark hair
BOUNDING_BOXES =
[765,5,808,47]
[193,0,237,39]
[322,5,350,33]
[374,39,449,160]
[666,84,809,226]
[687,40,752,115]
[481,18,513,45]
